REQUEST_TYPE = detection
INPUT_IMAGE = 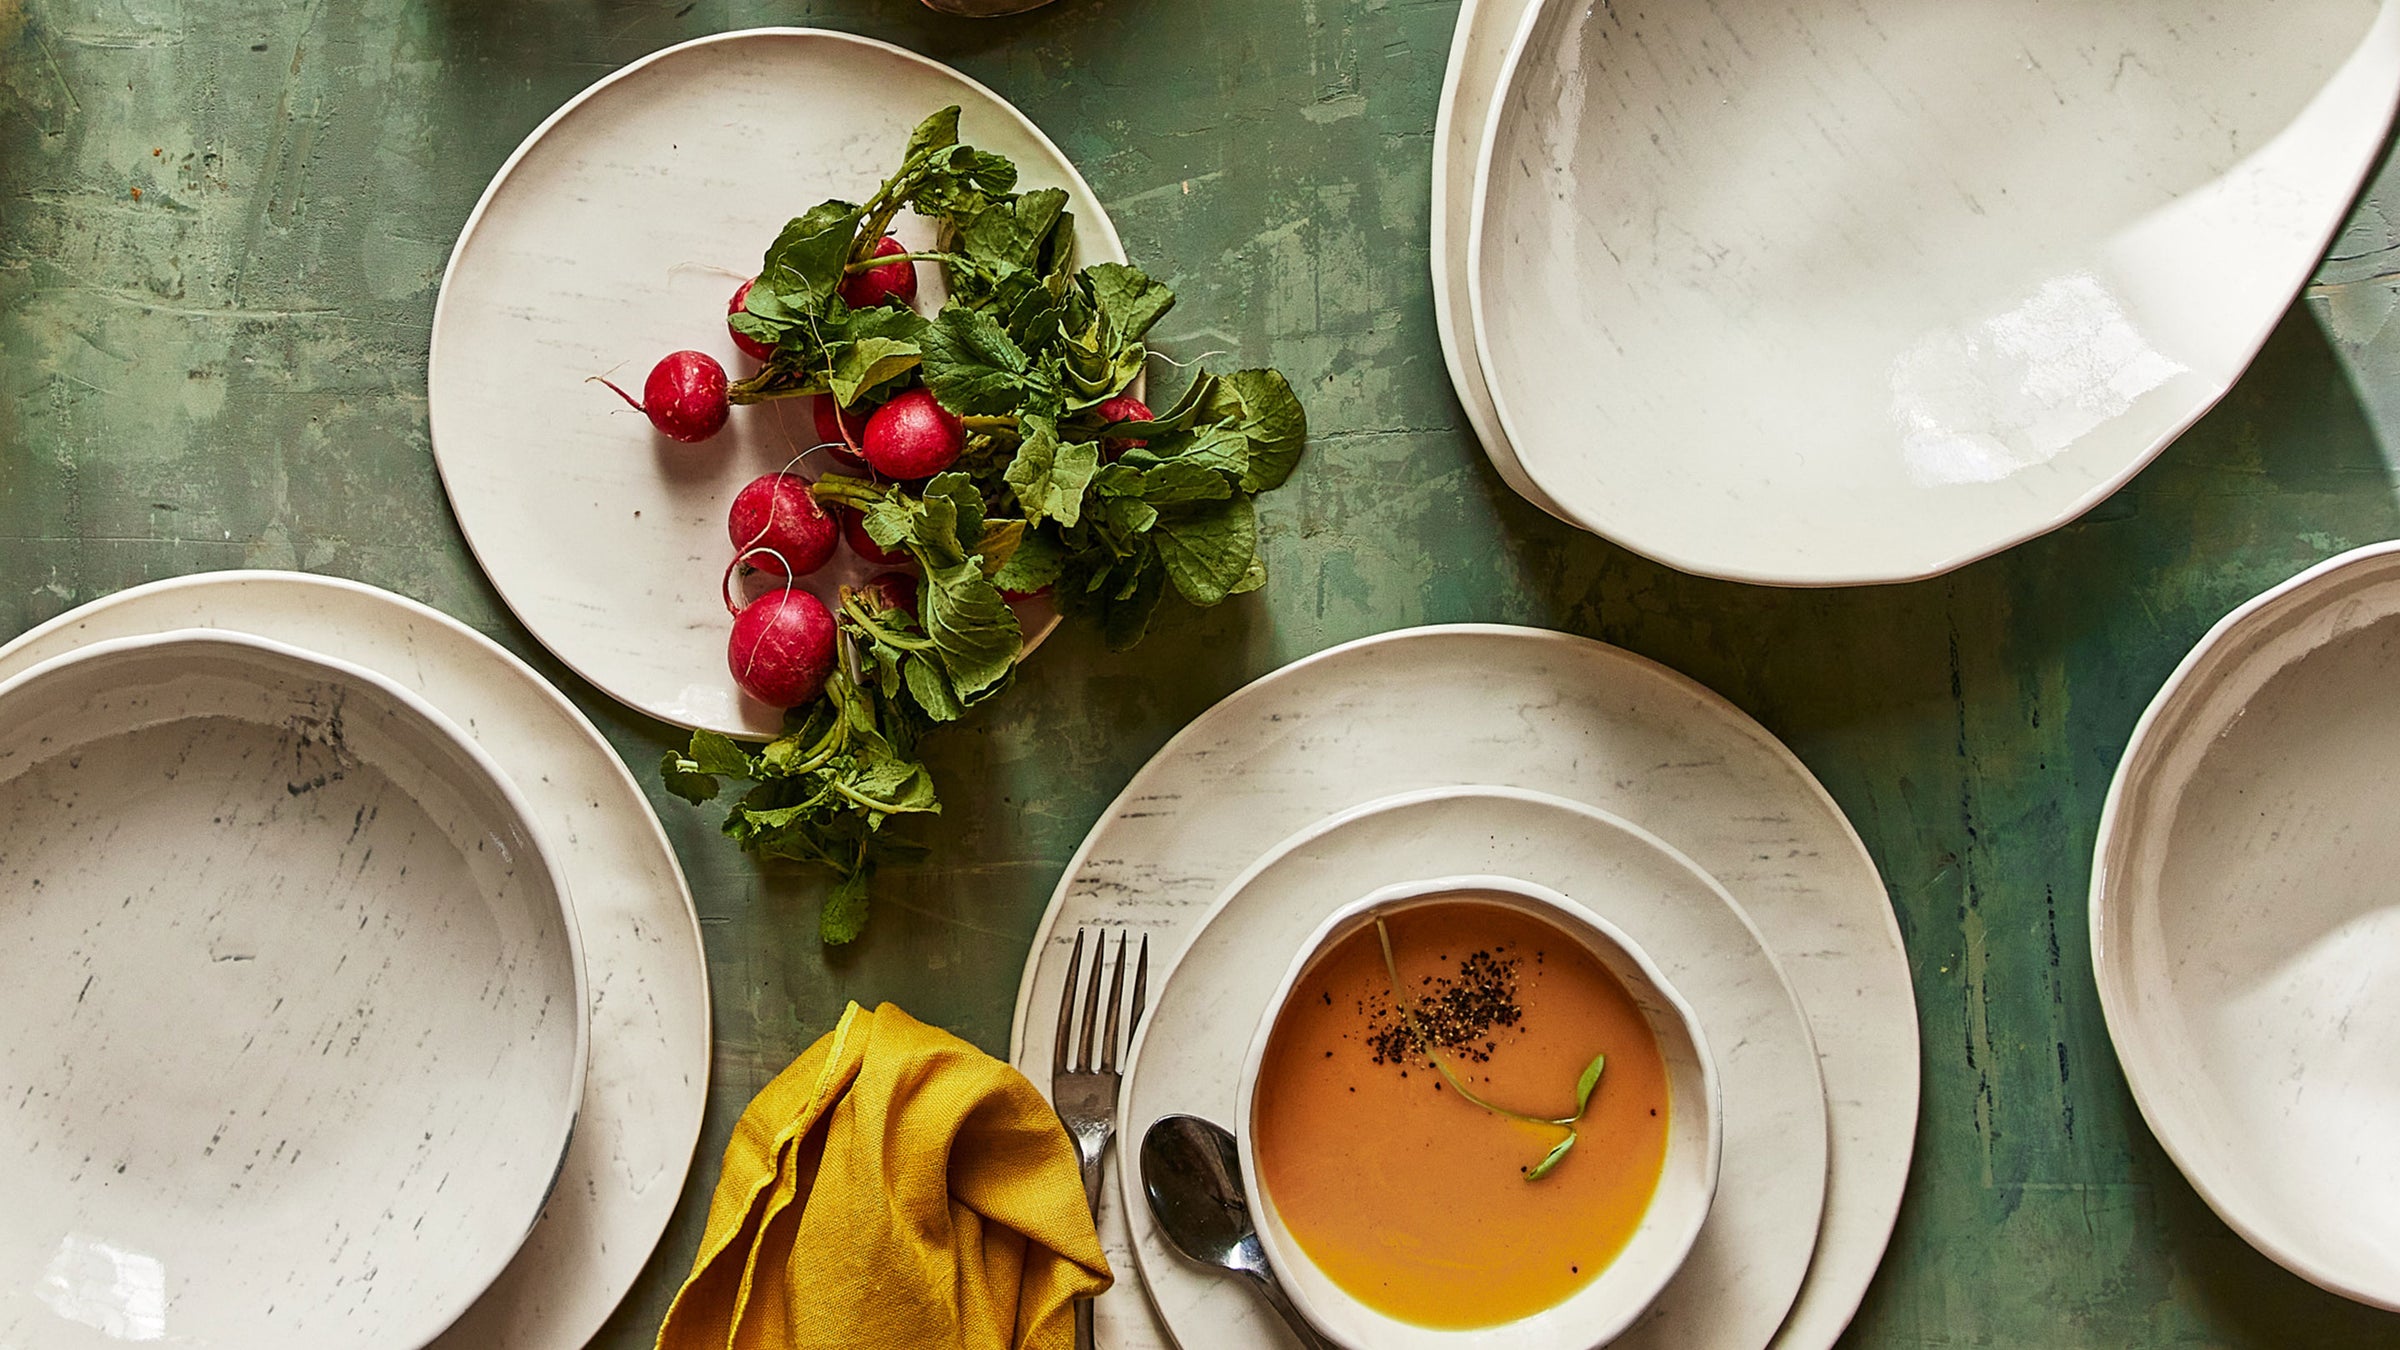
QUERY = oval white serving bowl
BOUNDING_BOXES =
[0,630,588,1350]
[1234,874,1721,1350]
[1468,0,2400,585]
[2093,542,2400,1310]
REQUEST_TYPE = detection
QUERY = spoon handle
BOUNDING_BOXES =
[1073,1295,1095,1350]
[1245,1271,1338,1350]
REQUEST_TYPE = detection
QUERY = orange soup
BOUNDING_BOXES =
[1251,895,1670,1329]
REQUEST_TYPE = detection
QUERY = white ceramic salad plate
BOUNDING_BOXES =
[2093,542,2400,1310]
[1129,792,1819,1350]
[429,27,1119,739]
[0,630,587,1350]
[1008,625,1910,1350]
[0,572,712,1350]
[1467,0,2400,584]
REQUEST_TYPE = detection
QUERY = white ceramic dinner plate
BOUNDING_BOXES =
[0,572,712,1350]
[1125,788,1826,1350]
[1467,0,2400,584]
[1008,625,1914,1350]
[429,28,1117,739]
[0,630,587,1350]
[2093,542,2400,1310]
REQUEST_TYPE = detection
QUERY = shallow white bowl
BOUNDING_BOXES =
[2093,542,2400,1310]
[1469,0,2400,584]
[0,630,588,1349]
[1235,874,1721,1349]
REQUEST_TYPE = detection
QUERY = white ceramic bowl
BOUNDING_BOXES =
[2093,542,2400,1310]
[0,630,588,1350]
[1234,875,1721,1350]
[1468,0,2400,584]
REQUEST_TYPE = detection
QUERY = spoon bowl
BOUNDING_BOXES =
[1141,1115,1334,1350]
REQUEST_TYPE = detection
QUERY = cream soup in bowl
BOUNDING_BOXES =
[1236,875,1720,1349]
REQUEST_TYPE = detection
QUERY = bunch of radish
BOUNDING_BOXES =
[645,240,963,708]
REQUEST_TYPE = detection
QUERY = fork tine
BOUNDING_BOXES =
[1129,933,1150,1036]
[1100,931,1130,1072]
[1053,927,1086,1079]
[1075,925,1106,1072]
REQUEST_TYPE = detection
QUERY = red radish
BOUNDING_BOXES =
[862,389,964,480]
[726,279,774,362]
[728,587,836,708]
[813,396,870,470]
[840,235,919,310]
[728,473,838,577]
[597,351,728,443]
[1002,585,1052,603]
[859,571,919,617]
[839,508,910,566]
[1095,394,1153,458]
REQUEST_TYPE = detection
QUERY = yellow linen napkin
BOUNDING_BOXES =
[656,1001,1112,1350]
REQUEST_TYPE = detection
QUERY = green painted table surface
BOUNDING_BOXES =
[5,1,2400,1345]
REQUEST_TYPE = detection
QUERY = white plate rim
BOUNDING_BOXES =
[0,623,593,1350]
[1006,622,1910,1350]
[426,26,1118,736]
[0,571,713,1349]
[2090,538,2400,1310]
[1118,784,1827,1350]
[1426,0,1560,518]
[1462,0,2400,587]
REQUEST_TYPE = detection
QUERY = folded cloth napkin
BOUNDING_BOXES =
[657,1001,1111,1350]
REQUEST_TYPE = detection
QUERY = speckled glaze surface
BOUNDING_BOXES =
[0,629,587,1350]
[1468,0,2400,584]
[1162,824,1781,1350]
[0,573,712,1350]
[2093,542,2400,1311]
[1009,627,1887,1350]
[427,27,1110,739]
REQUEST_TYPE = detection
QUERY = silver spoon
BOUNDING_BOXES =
[1140,1114,1339,1350]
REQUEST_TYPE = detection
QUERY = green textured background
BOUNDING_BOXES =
[6,1,2400,1345]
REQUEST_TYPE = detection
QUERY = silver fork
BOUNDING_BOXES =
[1052,928,1148,1348]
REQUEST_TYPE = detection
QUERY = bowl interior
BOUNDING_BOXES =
[1471,0,2395,582]
[2097,548,2400,1308]
[1236,875,1720,1349]
[0,632,585,1350]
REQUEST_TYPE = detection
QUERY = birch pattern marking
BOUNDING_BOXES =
[0,633,584,1350]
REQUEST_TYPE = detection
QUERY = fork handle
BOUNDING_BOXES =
[1074,1294,1096,1349]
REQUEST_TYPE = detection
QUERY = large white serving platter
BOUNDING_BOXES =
[0,572,712,1350]
[2093,542,2400,1310]
[1124,787,1826,1350]
[1468,0,2400,585]
[1007,625,1916,1350]
[429,28,1116,739]
[0,630,587,1350]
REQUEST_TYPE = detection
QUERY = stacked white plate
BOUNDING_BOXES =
[1437,0,2400,585]
[0,574,711,1349]
[1007,625,1921,1349]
